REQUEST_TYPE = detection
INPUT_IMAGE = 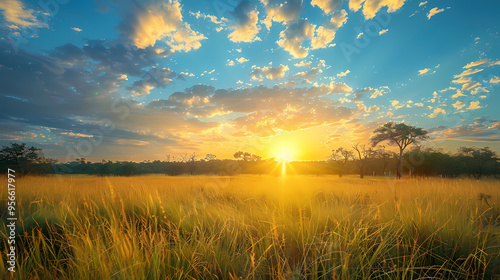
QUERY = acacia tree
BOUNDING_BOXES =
[370,122,428,179]
[330,147,354,177]
[352,143,372,179]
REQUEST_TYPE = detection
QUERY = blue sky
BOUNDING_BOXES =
[0,0,499,161]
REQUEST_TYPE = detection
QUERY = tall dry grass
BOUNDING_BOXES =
[1,175,499,279]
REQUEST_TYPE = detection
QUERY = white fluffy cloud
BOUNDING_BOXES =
[228,0,261,43]
[277,19,316,58]
[118,0,205,51]
[261,0,303,29]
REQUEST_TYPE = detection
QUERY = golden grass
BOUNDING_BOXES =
[1,175,500,279]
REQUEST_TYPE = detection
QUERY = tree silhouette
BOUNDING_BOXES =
[352,143,372,179]
[233,151,261,161]
[0,143,54,175]
[181,153,197,175]
[330,147,353,177]
[455,147,498,179]
[370,122,428,179]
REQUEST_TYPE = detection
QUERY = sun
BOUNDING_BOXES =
[275,148,294,162]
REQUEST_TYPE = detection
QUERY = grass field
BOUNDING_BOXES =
[1,175,500,279]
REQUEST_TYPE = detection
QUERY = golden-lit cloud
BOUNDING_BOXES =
[294,67,323,80]
[294,61,312,67]
[454,68,484,78]
[228,1,261,42]
[311,0,344,15]
[418,68,431,76]
[451,76,471,84]
[451,90,466,99]
[337,70,350,77]
[0,0,47,28]
[429,107,445,118]
[489,76,500,84]
[461,81,481,91]
[427,7,445,19]
[468,101,481,110]
[277,19,316,58]
[452,101,464,110]
[379,29,388,35]
[311,9,348,49]
[119,0,205,51]
[349,0,407,20]
[463,58,489,69]
[261,0,303,29]
[249,64,289,81]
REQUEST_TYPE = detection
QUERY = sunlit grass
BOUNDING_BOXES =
[1,175,499,279]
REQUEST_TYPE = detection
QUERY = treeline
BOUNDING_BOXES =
[0,143,498,178]
[329,146,499,179]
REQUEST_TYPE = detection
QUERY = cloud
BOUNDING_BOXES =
[190,11,228,25]
[418,68,431,76]
[454,68,484,78]
[461,81,481,91]
[429,107,445,118]
[431,121,500,142]
[236,57,249,64]
[451,76,471,84]
[452,101,464,110]
[128,67,177,95]
[70,27,82,32]
[228,0,261,43]
[337,70,350,77]
[489,76,500,84]
[349,0,407,20]
[261,0,303,29]
[0,0,47,29]
[470,87,489,95]
[352,87,387,102]
[379,29,388,35]
[117,0,205,51]
[427,7,444,19]
[463,58,489,69]
[311,0,344,15]
[419,1,427,6]
[294,67,323,80]
[311,9,348,49]
[294,61,312,67]
[468,101,481,110]
[391,100,399,106]
[249,64,289,81]
[277,19,316,58]
[451,90,466,99]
